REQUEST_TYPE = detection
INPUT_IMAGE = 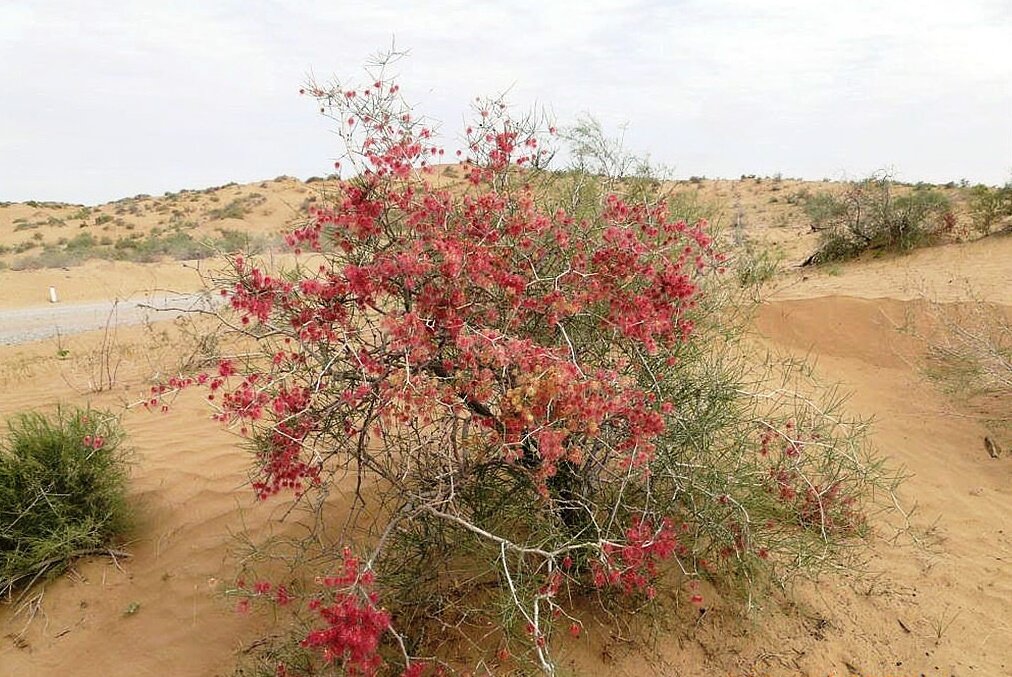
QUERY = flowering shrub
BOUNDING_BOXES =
[154,57,895,675]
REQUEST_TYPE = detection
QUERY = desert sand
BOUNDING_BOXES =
[0,177,1009,676]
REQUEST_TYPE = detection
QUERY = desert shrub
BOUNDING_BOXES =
[207,199,245,220]
[153,63,894,676]
[0,407,129,597]
[803,191,846,229]
[112,231,206,262]
[736,245,782,291]
[95,214,113,225]
[10,247,86,271]
[65,232,98,251]
[805,177,952,264]
[213,228,271,254]
[564,113,644,181]
[904,295,1012,453]
[968,183,1012,235]
[207,194,267,222]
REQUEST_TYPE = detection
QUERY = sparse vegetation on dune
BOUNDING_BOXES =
[967,182,1012,235]
[2,152,1001,280]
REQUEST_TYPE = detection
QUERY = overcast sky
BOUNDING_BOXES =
[2,0,1010,204]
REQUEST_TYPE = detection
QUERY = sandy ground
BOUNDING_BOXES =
[773,234,1012,306]
[0,214,1009,674]
[0,260,207,310]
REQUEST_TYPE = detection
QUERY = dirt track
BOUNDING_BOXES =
[0,294,208,346]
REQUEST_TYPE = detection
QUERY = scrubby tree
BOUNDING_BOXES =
[152,58,895,675]
[968,183,1012,235]
[804,175,953,264]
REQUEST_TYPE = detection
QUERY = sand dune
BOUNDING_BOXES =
[0,223,1009,675]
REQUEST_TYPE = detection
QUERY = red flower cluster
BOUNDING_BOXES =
[81,434,105,450]
[592,516,680,598]
[301,549,390,676]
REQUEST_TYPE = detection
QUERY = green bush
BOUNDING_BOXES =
[803,192,846,229]
[0,407,130,596]
[968,184,1012,235]
[207,198,251,221]
[65,232,98,251]
[805,177,952,265]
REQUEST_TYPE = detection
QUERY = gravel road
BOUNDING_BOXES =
[0,293,211,346]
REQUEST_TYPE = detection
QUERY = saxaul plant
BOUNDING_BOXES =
[149,55,895,675]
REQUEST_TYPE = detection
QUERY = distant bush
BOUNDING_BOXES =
[736,246,782,290]
[8,225,281,270]
[803,192,846,229]
[207,200,246,220]
[968,184,1012,235]
[0,407,129,596]
[65,232,97,251]
[804,177,952,265]
[112,231,208,262]
[10,248,87,271]
[214,228,270,253]
[207,194,265,221]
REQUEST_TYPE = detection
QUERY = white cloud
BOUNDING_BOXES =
[1,0,1009,202]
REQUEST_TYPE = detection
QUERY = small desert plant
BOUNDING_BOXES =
[922,300,1011,397]
[207,195,264,221]
[736,245,782,291]
[0,407,129,598]
[803,192,846,230]
[901,292,1012,452]
[214,227,270,254]
[968,183,1012,235]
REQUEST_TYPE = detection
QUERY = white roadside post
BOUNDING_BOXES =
[49,286,58,303]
